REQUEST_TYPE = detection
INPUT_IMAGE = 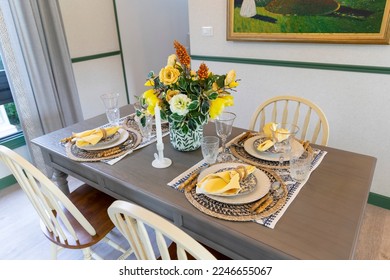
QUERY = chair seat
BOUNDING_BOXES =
[41,184,116,249]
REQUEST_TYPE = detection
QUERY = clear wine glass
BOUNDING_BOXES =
[215,112,236,162]
[271,123,299,166]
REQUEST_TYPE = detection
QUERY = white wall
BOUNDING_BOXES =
[189,0,390,197]
[59,0,127,120]
[116,0,190,103]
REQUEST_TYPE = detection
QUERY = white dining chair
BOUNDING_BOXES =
[108,200,218,260]
[0,145,132,260]
[249,95,329,145]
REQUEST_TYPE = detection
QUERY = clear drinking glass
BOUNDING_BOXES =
[135,113,153,141]
[215,112,236,162]
[100,93,120,126]
[270,123,299,165]
[201,136,220,164]
[290,151,312,182]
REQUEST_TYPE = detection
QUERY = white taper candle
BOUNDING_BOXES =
[154,104,163,145]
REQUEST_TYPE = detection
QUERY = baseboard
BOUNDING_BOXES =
[368,192,390,210]
[0,174,17,190]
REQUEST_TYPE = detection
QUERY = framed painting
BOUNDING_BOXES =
[227,0,390,44]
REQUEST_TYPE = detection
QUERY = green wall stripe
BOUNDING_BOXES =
[191,55,390,75]
[0,174,17,190]
[71,51,121,63]
[0,131,25,149]
[368,192,390,210]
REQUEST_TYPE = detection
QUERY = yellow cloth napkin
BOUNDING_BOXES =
[196,165,255,196]
[73,126,120,147]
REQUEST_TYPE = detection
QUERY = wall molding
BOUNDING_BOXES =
[368,192,390,210]
[71,51,121,63]
[0,174,16,190]
[191,55,390,75]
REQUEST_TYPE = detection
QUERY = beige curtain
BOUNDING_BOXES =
[0,0,82,174]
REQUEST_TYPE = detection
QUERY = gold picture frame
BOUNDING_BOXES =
[227,0,390,44]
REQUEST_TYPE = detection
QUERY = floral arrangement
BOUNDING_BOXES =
[138,40,239,133]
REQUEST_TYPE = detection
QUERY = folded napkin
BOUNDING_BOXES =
[72,126,120,147]
[196,165,255,196]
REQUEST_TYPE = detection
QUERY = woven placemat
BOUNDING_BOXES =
[184,168,287,222]
[65,128,141,162]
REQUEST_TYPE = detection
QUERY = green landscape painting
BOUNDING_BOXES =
[228,0,390,43]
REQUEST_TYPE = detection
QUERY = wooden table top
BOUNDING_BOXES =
[31,105,377,259]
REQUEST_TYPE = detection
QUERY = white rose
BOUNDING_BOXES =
[169,94,191,116]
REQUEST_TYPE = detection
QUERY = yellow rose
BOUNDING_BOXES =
[167,54,177,67]
[159,65,180,86]
[143,89,160,115]
[224,70,239,88]
[166,89,180,102]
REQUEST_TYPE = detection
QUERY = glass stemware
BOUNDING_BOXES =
[270,123,299,165]
[215,112,236,162]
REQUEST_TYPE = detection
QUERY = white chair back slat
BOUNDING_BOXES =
[292,102,300,127]
[137,220,157,260]
[311,120,322,144]
[300,107,312,140]
[108,200,217,260]
[249,95,329,146]
[271,102,278,122]
[122,214,147,259]
[281,100,289,123]
[156,231,171,260]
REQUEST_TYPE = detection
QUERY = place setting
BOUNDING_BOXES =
[60,93,144,163]
[60,125,142,162]
[168,119,328,228]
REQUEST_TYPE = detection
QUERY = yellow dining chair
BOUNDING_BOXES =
[0,145,132,260]
[108,200,220,260]
[249,95,329,145]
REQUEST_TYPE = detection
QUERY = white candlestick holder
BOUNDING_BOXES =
[152,142,172,168]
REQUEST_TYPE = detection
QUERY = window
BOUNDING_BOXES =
[0,55,21,139]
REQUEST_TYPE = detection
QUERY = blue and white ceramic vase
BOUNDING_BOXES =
[169,124,203,152]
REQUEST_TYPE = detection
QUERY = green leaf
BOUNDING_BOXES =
[188,119,198,130]
[208,92,218,100]
[216,75,225,88]
[181,124,189,134]
[188,100,199,111]
[160,110,167,121]
[170,113,184,122]
[201,101,210,115]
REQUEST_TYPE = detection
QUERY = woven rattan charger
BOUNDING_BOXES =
[184,167,287,222]
[65,127,141,162]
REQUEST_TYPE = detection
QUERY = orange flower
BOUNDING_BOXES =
[197,63,209,80]
[173,40,190,68]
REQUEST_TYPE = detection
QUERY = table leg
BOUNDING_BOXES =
[51,169,70,195]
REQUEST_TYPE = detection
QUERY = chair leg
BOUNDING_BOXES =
[50,243,58,260]
[102,236,127,253]
[82,248,93,260]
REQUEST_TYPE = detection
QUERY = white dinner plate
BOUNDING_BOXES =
[243,135,304,162]
[197,162,271,205]
[78,129,129,151]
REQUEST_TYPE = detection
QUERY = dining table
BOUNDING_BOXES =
[31,104,377,260]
